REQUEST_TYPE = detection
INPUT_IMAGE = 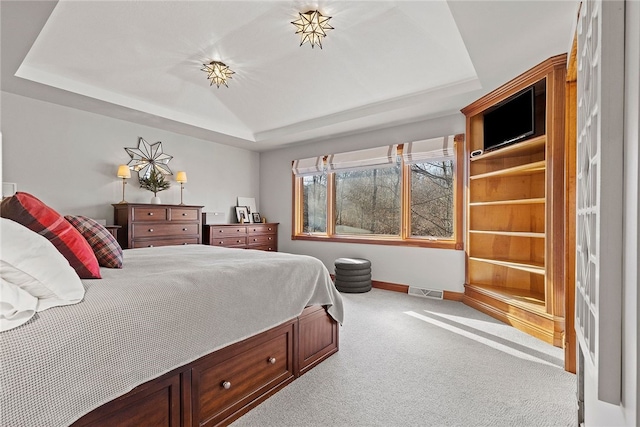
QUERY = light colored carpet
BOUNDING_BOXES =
[231,288,576,427]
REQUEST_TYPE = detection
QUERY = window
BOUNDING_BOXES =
[409,161,454,238]
[335,164,401,235]
[302,174,327,233]
[293,134,464,249]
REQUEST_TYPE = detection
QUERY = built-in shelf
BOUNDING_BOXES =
[462,54,567,350]
[470,160,546,180]
[468,230,545,238]
[469,257,545,275]
[470,135,546,162]
[465,283,547,314]
[469,198,546,207]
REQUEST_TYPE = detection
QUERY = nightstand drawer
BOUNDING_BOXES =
[170,208,199,221]
[131,207,168,221]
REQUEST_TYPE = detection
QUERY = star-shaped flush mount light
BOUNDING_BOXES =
[201,61,235,88]
[124,137,173,179]
[292,10,334,49]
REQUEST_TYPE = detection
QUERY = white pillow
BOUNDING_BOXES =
[0,218,85,312]
[0,278,38,331]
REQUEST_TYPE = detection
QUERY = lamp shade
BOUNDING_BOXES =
[176,171,188,183]
[117,165,131,179]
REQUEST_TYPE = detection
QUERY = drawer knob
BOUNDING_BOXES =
[183,228,188,231]
[222,381,231,390]
[268,228,272,231]
[236,240,241,243]
[148,245,154,248]
[148,212,154,216]
[268,237,272,241]
[182,242,188,245]
[182,213,187,216]
[268,357,276,364]
[148,228,154,232]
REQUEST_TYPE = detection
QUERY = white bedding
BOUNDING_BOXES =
[0,245,343,426]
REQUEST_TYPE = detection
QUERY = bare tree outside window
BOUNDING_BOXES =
[293,136,462,248]
[302,174,327,233]
[410,161,454,238]
[335,165,401,235]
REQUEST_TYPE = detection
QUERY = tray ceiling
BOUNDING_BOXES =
[1,1,577,151]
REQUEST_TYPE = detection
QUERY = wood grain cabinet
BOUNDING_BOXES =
[204,223,278,252]
[461,54,567,347]
[113,203,203,249]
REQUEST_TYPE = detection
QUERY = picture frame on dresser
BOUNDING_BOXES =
[235,206,249,223]
[252,212,261,223]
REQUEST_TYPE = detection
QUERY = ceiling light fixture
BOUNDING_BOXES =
[201,61,235,88]
[291,10,333,49]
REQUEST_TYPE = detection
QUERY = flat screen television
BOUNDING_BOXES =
[483,86,535,152]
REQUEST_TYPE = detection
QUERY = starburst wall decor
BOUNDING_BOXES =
[124,137,173,180]
[291,10,334,49]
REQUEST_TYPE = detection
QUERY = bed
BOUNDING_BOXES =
[0,245,343,427]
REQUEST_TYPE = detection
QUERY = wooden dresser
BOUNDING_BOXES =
[113,203,203,249]
[203,223,278,252]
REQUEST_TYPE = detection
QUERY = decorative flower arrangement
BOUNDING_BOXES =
[139,168,170,198]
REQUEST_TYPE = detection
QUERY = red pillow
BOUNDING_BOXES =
[65,215,123,269]
[1,192,101,279]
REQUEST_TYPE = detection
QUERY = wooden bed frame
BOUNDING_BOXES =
[72,305,338,427]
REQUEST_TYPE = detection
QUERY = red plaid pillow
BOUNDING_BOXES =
[1,192,101,279]
[65,215,123,268]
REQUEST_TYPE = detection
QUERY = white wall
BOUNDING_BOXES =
[584,0,639,425]
[0,92,260,223]
[259,113,467,292]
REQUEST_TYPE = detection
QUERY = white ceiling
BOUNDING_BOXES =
[1,1,578,152]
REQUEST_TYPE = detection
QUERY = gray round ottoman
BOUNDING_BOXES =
[334,258,372,293]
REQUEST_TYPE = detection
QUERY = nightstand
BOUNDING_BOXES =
[105,225,121,240]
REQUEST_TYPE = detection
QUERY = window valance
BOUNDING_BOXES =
[326,145,397,173]
[292,156,325,177]
[402,135,456,165]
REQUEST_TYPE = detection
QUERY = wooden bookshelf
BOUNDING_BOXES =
[461,54,567,348]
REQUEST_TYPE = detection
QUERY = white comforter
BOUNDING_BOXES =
[0,245,343,426]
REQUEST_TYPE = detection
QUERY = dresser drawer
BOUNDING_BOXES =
[192,322,294,426]
[203,224,278,252]
[169,208,199,221]
[247,244,277,252]
[132,223,199,238]
[247,234,276,246]
[247,224,277,235]
[208,226,247,237]
[131,207,169,221]
[132,237,199,248]
[209,236,247,248]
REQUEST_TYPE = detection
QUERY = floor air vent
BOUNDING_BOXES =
[408,287,443,300]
